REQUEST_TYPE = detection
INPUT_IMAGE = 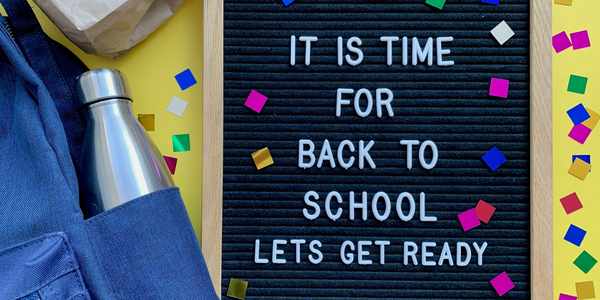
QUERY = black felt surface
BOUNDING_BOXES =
[222,1,530,299]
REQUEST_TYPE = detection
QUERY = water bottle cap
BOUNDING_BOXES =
[77,68,131,106]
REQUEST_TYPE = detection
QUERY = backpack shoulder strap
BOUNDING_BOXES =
[1,0,88,171]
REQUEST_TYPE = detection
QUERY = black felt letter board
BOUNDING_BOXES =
[222,0,530,299]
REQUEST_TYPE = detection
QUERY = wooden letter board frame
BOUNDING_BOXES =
[201,0,552,298]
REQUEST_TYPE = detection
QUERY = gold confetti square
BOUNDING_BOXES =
[227,278,248,300]
[554,0,573,5]
[576,281,596,299]
[137,114,155,131]
[251,147,274,170]
[569,158,591,180]
[583,108,599,130]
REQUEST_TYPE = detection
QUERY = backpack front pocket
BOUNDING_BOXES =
[0,233,90,300]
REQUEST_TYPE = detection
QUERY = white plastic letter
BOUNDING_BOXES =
[345,36,364,66]
[299,36,318,65]
[254,239,268,264]
[380,36,399,66]
[303,191,320,220]
[396,192,416,221]
[325,191,343,221]
[412,37,434,66]
[436,36,454,66]
[336,88,354,117]
[376,88,394,118]
[400,140,419,170]
[298,139,315,169]
[372,192,391,222]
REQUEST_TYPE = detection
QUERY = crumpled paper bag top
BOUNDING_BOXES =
[35,0,182,56]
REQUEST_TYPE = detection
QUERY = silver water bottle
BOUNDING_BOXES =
[77,68,174,217]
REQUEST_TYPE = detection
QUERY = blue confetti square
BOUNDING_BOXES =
[564,224,587,247]
[482,146,507,171]
[567,103,590,125]
[572,154,591,164]
[175,69,197,91]
[282,0,295,6]
[481,0,500,5]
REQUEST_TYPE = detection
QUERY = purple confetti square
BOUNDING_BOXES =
[569,124,592,144]
[490,272,515,296]
[553,31,572,53]
[558,294,577,300]
[457,208,481,232]
[244,90,269,113]
[571,30,591,50]
[489,77,510,98]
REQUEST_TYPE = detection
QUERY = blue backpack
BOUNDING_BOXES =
[0,1,217,299]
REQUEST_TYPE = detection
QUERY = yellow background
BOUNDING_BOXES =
[20,0,600,297]
[29,0,206,239]
[553,0,600,297]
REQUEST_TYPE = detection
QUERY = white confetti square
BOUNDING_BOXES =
[490,21,515,45]
[167,96,188,117]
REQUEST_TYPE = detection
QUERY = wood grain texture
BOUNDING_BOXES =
[202,0,224,294]
[530,0,552,298]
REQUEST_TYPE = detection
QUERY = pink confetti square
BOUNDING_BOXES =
[553,31,572,53]
[457,208,481,232]
[558,294,577,300]
[490,272,515,296]
[560,192,583,214]
[244,90,268,113]
[571,30,591,50]
[569,124,592,144]
[489,77,510,98]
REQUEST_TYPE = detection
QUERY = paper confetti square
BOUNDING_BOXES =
[574,251,597,274]
[251,147,274,170]
[567,103,591,124]
[490,272,515,296]
[167,96,189,117]
[227,278,249,300]
[244,90,269,113]
[571,30,591,50]
[425,0,446,10]
[572,154,591,164]
[576,281,596,299]
[569,124,592,144]
[559,294,577,300]
[554,0,573,6]
[491,21,515,45]
[481,0,500,5]
[489,77,510,98]
[560,192,583,214]
[568,74,588,94]
[163,156,177,175]
[583,108,600,130]
[475,200,496,224]
[569,158,591,180]
[553,31,572,53]
[458,208,481,232]
[482,146,507,171]
[175,68,197,91]
[282,0,295,6]
[564,224,587,246]
[172,134,191,152]
[137,114,155,131]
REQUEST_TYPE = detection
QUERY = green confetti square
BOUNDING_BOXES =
[425,0,446,9]
[568,74,588,94]
[574,250,597,273]
[227,278,248,300]
[172,134,190,152]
